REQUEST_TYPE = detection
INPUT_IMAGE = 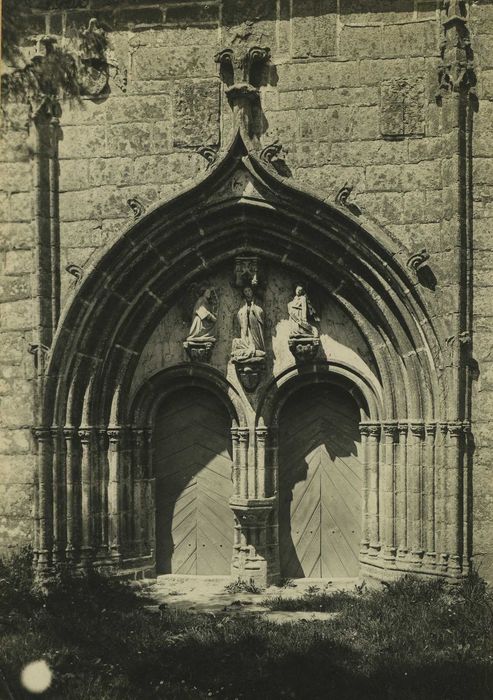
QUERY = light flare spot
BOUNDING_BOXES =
[20,660,52,694]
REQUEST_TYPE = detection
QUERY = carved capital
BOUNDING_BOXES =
[365,423,381,439]
[78,427,93,444]
[132,429,146,449]
[425,423,437,437]
[63,426,77,441]
[107,427,123,443]
[397,422,409,436]
[382,421,398,438]
[237,428,249,444]
[359,423,371,438]
[256,427,268,444]
[438,421,448,435]
[409,422,425,437]
[33,426,52,442]
[447,421,463,439]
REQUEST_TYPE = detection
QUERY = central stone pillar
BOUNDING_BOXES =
[229,425,277,586]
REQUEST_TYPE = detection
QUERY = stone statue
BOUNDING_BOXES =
[287,285,320,338]
[231,286,266,362]
[186,286,218,343]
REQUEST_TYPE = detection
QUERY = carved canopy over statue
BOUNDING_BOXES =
[231,286,266,362]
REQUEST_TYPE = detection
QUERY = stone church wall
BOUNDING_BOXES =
[0,0,492,579]
[469,0,493,580]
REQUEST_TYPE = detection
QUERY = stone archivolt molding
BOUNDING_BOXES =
[32,132,469,584]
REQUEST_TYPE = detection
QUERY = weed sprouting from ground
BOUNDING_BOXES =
[0,553,492,700]
[224,578,264,595]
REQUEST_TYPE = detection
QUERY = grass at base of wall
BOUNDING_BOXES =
[0,548,492,699]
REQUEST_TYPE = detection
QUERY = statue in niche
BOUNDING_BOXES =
[183,285,218,362]
[287,285,321,362]
[231,285,266,392]
[288,285,320,338]
[231,286,266,362]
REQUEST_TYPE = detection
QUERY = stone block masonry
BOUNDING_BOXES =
[0,0,491,584]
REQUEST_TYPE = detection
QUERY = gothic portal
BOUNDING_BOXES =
[27,130,472,587]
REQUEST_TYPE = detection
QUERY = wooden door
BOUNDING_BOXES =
[154,388,234,575]
[279,385,362,579]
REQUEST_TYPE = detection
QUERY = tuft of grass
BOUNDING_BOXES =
[224,578,264,595]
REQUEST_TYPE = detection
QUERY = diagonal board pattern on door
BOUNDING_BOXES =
[279,385,362,579]
[154,388,234,575]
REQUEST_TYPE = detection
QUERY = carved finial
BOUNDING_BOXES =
[336,183,353,206]
[65,264,83,282]
[215,46,270,148]
[336,183,362,216]
[437,0,475,97]
[407,248,430,273]
[78,18,110,97]
[128,198,145,219]
[196,144,219,169]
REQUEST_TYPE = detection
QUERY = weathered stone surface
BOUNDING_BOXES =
[291,0,337,58]
[173,80,220,147]
[380,77,425,138]
[4,250,32,275]
[339,24,382,60]
[0,428,31,455]
[0,300,33,331]
[105,95,172,124]
[132,45,215,80]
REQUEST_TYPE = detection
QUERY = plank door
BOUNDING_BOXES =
[153,387,234,575]
[279,385,362,579]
